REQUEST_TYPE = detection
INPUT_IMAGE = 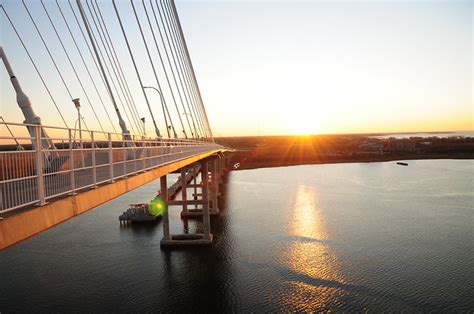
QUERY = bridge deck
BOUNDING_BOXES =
[0,148,227,249]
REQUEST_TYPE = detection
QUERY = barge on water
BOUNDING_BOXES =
[396,162,409,166]
[119,202,163,224]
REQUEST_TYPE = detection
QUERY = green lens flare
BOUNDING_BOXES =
[148,197,166,216]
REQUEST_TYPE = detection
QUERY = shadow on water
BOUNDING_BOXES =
[119,221,161,237]
[156,176,238,312]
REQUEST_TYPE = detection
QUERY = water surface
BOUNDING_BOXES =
[1,160,473,311]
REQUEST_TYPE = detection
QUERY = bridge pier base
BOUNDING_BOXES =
[161,159,213,248]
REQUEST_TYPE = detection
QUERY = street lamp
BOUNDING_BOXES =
[72,98,85,167]
[143,86,176,139]
[72,98,82,149]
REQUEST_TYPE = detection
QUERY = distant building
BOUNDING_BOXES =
[389,139,415,153]
[358,141,384,155]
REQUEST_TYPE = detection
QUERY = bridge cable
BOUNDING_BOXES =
[68,0,131,139]
[130,0,174,138]
[149,0,192,139]
[21,0,96,132]
[92,0,145,135]
[156,0,197,139]
[166,0,210,140]
[67,1,114,104]
[161,1,204,140]
[161,0,205,139]
[112,0,162,138]
[83,0,141,136]
[144,0,188,139]
[163,0,207,139]
[40,0,105,133]
[141,0,183,139]
[74,0,135,141]
[86,0,142,136]
[162,1,207,137]
[56,0,117,133]
[0,5,69,128]
[169,0,213,140]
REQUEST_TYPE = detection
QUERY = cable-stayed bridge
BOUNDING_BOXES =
[0,0,230,249]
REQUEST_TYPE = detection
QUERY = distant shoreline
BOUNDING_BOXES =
[233,153,473,171]
[218,134,474,171]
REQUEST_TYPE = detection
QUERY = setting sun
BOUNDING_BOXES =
[290,114,321,135]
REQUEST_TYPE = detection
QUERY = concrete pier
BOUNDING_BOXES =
[160,157,227,248]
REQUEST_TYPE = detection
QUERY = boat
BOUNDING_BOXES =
[396,162,408,166]
[119,203,161,224]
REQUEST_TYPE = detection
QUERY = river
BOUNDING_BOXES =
[1,160,473,312]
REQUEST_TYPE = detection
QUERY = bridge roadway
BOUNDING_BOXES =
[0,124,229,249]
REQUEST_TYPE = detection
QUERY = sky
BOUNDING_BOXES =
[1,0,473,138]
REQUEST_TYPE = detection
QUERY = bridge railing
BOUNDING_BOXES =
[0,121,221,213]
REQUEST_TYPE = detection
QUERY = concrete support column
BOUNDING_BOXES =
[193,174,198,209]
[211,159,219,213]
[180,167,188,215]
[220,157,225,179]
[200,160,211,240]
[161,175,170,240]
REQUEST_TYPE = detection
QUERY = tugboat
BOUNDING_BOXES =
[119,197,166,224]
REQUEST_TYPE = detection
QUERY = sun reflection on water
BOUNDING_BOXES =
[279,184,345,311]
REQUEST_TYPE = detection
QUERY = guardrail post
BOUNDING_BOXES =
[142,135,146,171]
[133,135,137,174]
[35,125,46,206]
[108,133,114,182]
[91,131,97,188]
[123,138,126,176]
[69,129,75,195]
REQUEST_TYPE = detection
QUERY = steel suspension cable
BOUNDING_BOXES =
[0,4,69,128]
[84,0,140,136]
[56,0,117,133]
[157,0,197,139]
[130,0,173,138]
[144,0,187,139]
[141,1,179,138]
[163,0,207,139]
[161,0,205,139]
[150,0,191,138]
[92,0,144,134]
[164,0,209,139]
[75,0,132,139]
[40,0,105,132]
[169,0,213,140]
[68,1,110,98]
[22,0,79,121]
[165,0,209,139]
[112,0,162,138]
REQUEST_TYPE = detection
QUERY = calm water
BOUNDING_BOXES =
[372,131,474,139]
[1,160,473,312]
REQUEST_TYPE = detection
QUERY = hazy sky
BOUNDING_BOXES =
[1,0,472,137]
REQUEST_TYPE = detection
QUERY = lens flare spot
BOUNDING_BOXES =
[148,197,166,216]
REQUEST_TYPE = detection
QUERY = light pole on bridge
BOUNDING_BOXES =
[143,86,176,139]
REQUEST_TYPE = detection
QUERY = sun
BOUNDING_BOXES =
[290,115,321,135]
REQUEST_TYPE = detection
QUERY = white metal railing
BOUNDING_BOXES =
[0,121,221,213]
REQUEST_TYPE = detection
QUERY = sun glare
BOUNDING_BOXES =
[290,115,321,135]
